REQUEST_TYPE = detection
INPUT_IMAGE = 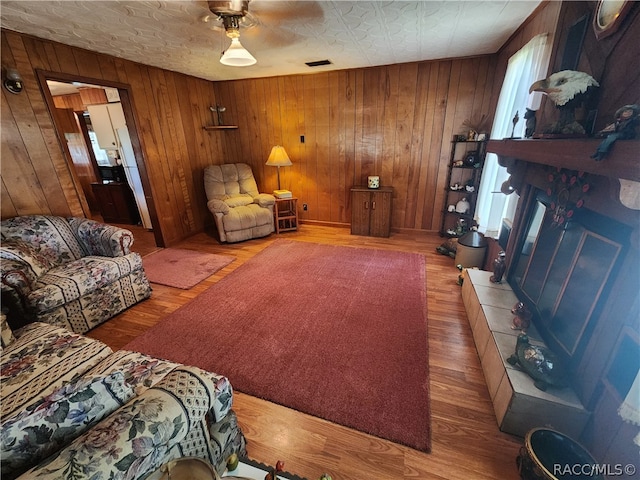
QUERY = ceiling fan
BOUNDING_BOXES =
[203,0,324,63]
[205,1,256,66]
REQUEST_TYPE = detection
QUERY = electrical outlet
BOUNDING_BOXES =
[303,203,308,211]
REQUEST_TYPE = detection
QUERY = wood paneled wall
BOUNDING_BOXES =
[2,26,504,242]
[213,58,498,231]
[1,30,225,246]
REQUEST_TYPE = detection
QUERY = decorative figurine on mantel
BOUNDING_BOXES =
[529,70,599,135]
[511,301,532,331]
[591,104,639,161]
[510,110,520,138]
[507,333,568,391]
[524,108,537,138]
[490,251,506,283]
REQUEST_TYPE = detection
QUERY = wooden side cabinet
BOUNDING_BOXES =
[91,182,140,225]
[350,186,393,237]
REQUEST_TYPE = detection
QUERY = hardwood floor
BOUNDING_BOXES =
[87,223,523,480]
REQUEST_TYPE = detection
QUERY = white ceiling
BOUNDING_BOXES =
[1,0,542,83]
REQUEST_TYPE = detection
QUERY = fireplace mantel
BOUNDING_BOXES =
[487,138,640,182]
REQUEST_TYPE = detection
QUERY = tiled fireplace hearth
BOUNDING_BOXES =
[462,269,589,438]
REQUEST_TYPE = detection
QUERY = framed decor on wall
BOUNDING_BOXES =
[593,0,634,40]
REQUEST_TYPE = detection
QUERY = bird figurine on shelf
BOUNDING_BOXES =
[529,70,599,135]
[264,460,285,480]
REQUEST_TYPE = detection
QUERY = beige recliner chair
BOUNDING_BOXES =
[204,163,276,243]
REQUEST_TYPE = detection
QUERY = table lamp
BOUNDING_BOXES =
[266,145,292,198]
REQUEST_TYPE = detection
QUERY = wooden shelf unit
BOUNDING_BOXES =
[440,139,487,237]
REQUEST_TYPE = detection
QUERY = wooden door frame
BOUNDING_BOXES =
[35,69,164,247]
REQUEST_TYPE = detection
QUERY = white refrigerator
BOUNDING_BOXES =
[116,127,153,229]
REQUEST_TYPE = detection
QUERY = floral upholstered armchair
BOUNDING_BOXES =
[204,163,276,243]
[0,215,151,333]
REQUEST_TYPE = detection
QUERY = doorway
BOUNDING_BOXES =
[36,70,163,247]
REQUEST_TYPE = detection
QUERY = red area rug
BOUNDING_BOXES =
[143,248,235,289]
[126,239,431,451]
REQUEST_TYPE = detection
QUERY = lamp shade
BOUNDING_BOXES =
[265,146,292,167]
[220,38,256,67]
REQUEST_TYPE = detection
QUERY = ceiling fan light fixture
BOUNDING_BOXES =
[220,37,256,66]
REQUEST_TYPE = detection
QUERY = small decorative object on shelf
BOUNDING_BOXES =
[367,175,380,189]
[319,474,333,480]
[524,108,537,138]
[445,218,468,237]
[203,105,238,130]
[210,105,226,126]
[465,179,475,192]
[591,104,639,161]
[510,110,520,138]
[455,197,470,214]
[463,150,479,167]
[264,460,285,480]
[461,114,490,141]
[507,333,568,391]
[510,301,532,331]
[490,251,506,283]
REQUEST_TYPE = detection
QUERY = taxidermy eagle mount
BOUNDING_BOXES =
[529,70,599,135]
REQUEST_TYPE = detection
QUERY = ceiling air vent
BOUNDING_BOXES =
[305,59,332,67]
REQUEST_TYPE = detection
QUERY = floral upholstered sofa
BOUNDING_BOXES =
[0,318,246,480]
[0,215,151,334]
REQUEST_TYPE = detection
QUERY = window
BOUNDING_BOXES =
[475,33,551,237]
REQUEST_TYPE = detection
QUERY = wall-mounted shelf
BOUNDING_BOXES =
[203,125,238,131]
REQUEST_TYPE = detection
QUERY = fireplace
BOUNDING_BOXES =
[509,190,630,364]
[487,138,639,399]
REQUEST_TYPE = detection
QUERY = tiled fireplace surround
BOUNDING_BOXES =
[461,269,589,437]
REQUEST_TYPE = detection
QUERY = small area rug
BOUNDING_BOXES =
[126,239,431,451]
[143,248,235,289]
